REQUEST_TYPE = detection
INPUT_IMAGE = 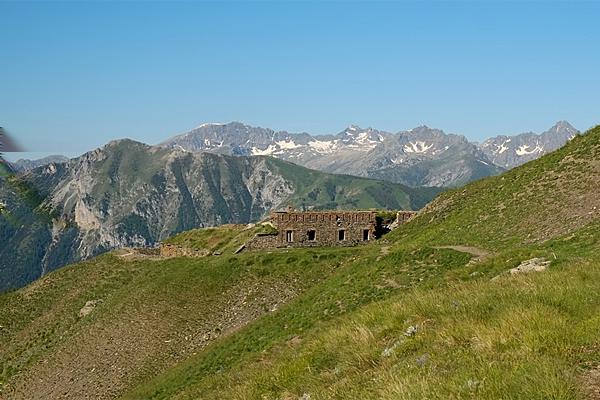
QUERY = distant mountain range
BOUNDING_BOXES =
[161,121,579,186]
[9,155,69,172]
[0,139,438,292]
[479,120,579,169]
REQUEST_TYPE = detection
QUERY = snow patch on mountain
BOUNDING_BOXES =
[275,140,301,150]
[196,122,225,129]
[308,139,338,154]
[497,139,511,154]
[251,145,278,156]
[347,132,380,150]
[516,144,544,156]
[404,141,433,154]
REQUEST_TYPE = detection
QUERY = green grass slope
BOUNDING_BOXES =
[0,246,365,399]
[392,128,599,250]
[266,157,443,211]
[1,126,599,399]
[161,223,278,254]
[133,221,599,400]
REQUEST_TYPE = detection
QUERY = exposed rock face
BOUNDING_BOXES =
[161,121,579,187]
[20,140,296,262]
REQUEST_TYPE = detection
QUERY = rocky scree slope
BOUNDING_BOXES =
[0,139,435,292]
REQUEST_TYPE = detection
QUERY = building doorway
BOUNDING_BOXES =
[338,230,346,241]
[286,230,294,242]
[363,229,370,241]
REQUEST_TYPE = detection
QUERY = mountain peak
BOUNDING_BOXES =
[548,120,577,133]
[101,139,151,154]
[194,122,226,129]
[408,125,436,134]
[343,125,364,134]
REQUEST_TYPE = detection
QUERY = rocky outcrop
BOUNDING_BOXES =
[509,258,550,274]
[79,299,103,318]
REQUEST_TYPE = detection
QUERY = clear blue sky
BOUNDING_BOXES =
[2,1,599,160]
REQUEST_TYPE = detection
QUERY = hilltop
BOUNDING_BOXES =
[1,125,599,399]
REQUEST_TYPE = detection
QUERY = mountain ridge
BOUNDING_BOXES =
[161,120,579,187]
[8,121,579,187]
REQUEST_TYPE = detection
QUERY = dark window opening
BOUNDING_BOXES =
[363,229,370,241]
[338,230,346,241]
[307,230,316,241]
[286,230,294,242]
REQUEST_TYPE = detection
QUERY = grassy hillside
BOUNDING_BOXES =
[161,223,277,253]
[0,246,366,399]
[266,157,443,211]
[392,129,599,250]
[1,126,599,399]
[130,220,598,400]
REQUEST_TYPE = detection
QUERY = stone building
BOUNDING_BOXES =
[274,210,377,247]
[245,209,400,250]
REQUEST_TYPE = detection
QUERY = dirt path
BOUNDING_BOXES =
[433,245,492,263]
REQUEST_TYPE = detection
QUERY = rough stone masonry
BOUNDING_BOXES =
[245,208,416,250]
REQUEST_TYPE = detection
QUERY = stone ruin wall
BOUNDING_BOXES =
[243,232,281,251]
[132,247,160,256]
[396,211,417,223]
[159,243,210,258]
[157,210,419,255]
[244,210,378,250]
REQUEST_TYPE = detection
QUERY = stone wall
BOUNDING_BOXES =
[244,233,281,251]
[267,210,377,248]
[159,243,210,258]
[132,247,160,256]
[396,211,417,223]
[242,209,419,253]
